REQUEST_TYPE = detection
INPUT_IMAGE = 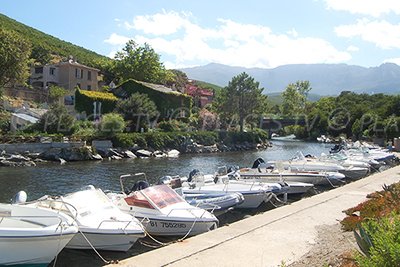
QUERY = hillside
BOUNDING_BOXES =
[181,63,400,95]
[0,13,110,68]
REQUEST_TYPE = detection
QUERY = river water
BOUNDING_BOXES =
[0,140,333,266]
[0,140,332,202]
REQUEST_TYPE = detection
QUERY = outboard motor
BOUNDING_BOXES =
[330,144,343,154]
[252,158,266,169]
[130,180,150,193]
[12,191,27,204]
[188,169,201,182]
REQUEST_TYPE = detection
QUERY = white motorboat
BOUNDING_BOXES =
[158,176,245,216]
[0,201,78,265]
[108,173,219,237]
[181,170,282,209]
[244,160,346,186]
[29,185,145,252]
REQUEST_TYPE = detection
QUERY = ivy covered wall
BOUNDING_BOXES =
[113,79,192,118]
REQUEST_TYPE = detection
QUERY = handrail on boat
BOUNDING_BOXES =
[96,219,142,231]
[0,214,63,228]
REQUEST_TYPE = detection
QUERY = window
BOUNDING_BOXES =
[80,69,83,79]
[35,67,43,74]
[75,68,79,78]
[87,85,91,90]
[49,67,56,75]
[87,71,91,81]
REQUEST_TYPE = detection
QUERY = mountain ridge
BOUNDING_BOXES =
[181,62,400,95]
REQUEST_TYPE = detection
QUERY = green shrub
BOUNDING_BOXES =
[158,119,189,132]
[98,113,125,136]
[71,120,97,138]
[356,215,400,267]
[112,133,147,148]
[191,131,218,146]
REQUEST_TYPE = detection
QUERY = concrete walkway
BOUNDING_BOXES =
[110,165,400,267]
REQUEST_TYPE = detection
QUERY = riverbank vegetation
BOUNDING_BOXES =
[340,182,400,266]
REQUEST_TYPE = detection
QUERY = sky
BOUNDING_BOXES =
[1,0,400,69]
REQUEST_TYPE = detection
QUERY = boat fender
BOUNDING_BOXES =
[131,180,150,192]
[12,191,27,204]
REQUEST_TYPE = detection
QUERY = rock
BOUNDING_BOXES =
[91,154,103,160]
[7,154,31,162]
[0,159,36,167]
[203,144,219,153]
[110,155,122,160]
[109,149,124,158]
[167,149,180,158]
[39,148,62,161]
[58,158,67,165]
[122,150,137,159]
[136,149,152,157]
[153,150,167,158]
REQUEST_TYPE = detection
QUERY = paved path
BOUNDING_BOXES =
[109,164,400,267]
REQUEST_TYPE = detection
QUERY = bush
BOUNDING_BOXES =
[112,133,147,148]
[71,120,97,138]
[158,119,190,132]
[99,113,125,136]
[32,104,75,134]
[356,215,400,267]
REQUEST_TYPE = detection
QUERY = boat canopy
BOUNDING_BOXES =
[125,185,184,209]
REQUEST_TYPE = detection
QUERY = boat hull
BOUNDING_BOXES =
[134,216,218,236]
[66,230,144,252]
[0,233,75,265]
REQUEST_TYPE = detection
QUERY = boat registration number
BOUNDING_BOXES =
[150,221,187,228]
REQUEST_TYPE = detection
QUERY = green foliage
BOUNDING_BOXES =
[281,80,311,117]
[113,40,169,84]
[0,14,111,69]
[71,120,96,137]
[32,104,75,134]
[75,89,118,117]
[214,72,268,132]
[165,70,189,92]
[218,129,268,145]
[157,119,190,132]
[304,92,400,139]
[113,79,192,119]
[111,133,147,148]
[356,215,400,267]
[0,111,11,134]
[99,113,125,136]
[0,28,31,89]
[193,80,223,92]
[48,85,67,103]
[115,92,159,132]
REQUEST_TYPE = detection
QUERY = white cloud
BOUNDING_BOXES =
[124,10,192,35]
[335,19,400,49]
[105,11,351,68]
[383,58,400,65]
[104,33,130,46]
[347,45,359,52]
[325,0,400,17]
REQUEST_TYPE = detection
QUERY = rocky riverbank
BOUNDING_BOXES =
[0,139,271,167]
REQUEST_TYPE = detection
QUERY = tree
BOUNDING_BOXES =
[99,113,126,136]
[112,40,168,84]
[281,80,312,116]
[115,93,159,132]
[48,85,67,103]
[33,104,75,134]
[0,29,31,90]
[215,72,268,132]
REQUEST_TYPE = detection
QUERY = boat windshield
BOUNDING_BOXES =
[142,185,184,209]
